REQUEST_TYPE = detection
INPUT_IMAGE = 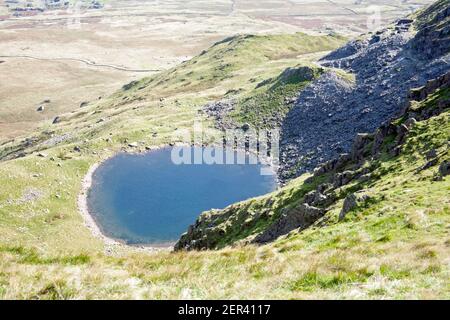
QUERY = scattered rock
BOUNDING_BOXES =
[339,192,370,221]
[404,117,417,129]
[397,19,414,25]
[52,116,61,124]
[425,148,437,160]
[284,97,297,104]
[369,34,381,44]
[396,124,410,144]
[203,100,236,130]
[390,145,403,157]
[36,105,45,112]
[313,153,351,176]
[304,190,333,207]
[17,188,43,204]
[372,122,397,155]
[358,173,372,183]
[254,204,325,243]
[316,183,332,194]
[417,158,439,173]
[438,160,450,177]
[351,133,373,161]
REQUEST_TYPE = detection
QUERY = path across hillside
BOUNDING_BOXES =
[0,54,161,73]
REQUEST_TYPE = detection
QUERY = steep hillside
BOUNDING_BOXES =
[279,0,450,182]
[176,72,450,251]
[0,1,448,300]
[0,74,447,300]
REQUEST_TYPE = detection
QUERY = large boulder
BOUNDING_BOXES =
[339,192,371,221]
[278,66,317,84]
[372,122,397,156]
[396,124,410,144]
[254,204,325,243]
[333,170,355,187]
[351,133,373,161]
[304,190,335,207]
[438,160,450,177]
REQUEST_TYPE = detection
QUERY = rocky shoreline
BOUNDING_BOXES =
[77,149,176,253]
[77,142,280,251]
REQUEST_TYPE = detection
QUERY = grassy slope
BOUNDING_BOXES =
[230,64,324,128]
[0,86,448,299]
[0,33,352,299]
[0,33,345,162]
[118,33,344,100]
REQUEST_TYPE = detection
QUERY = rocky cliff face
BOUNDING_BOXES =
[279,0,450,182]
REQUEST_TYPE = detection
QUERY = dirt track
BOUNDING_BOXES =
[0,55,161,73]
